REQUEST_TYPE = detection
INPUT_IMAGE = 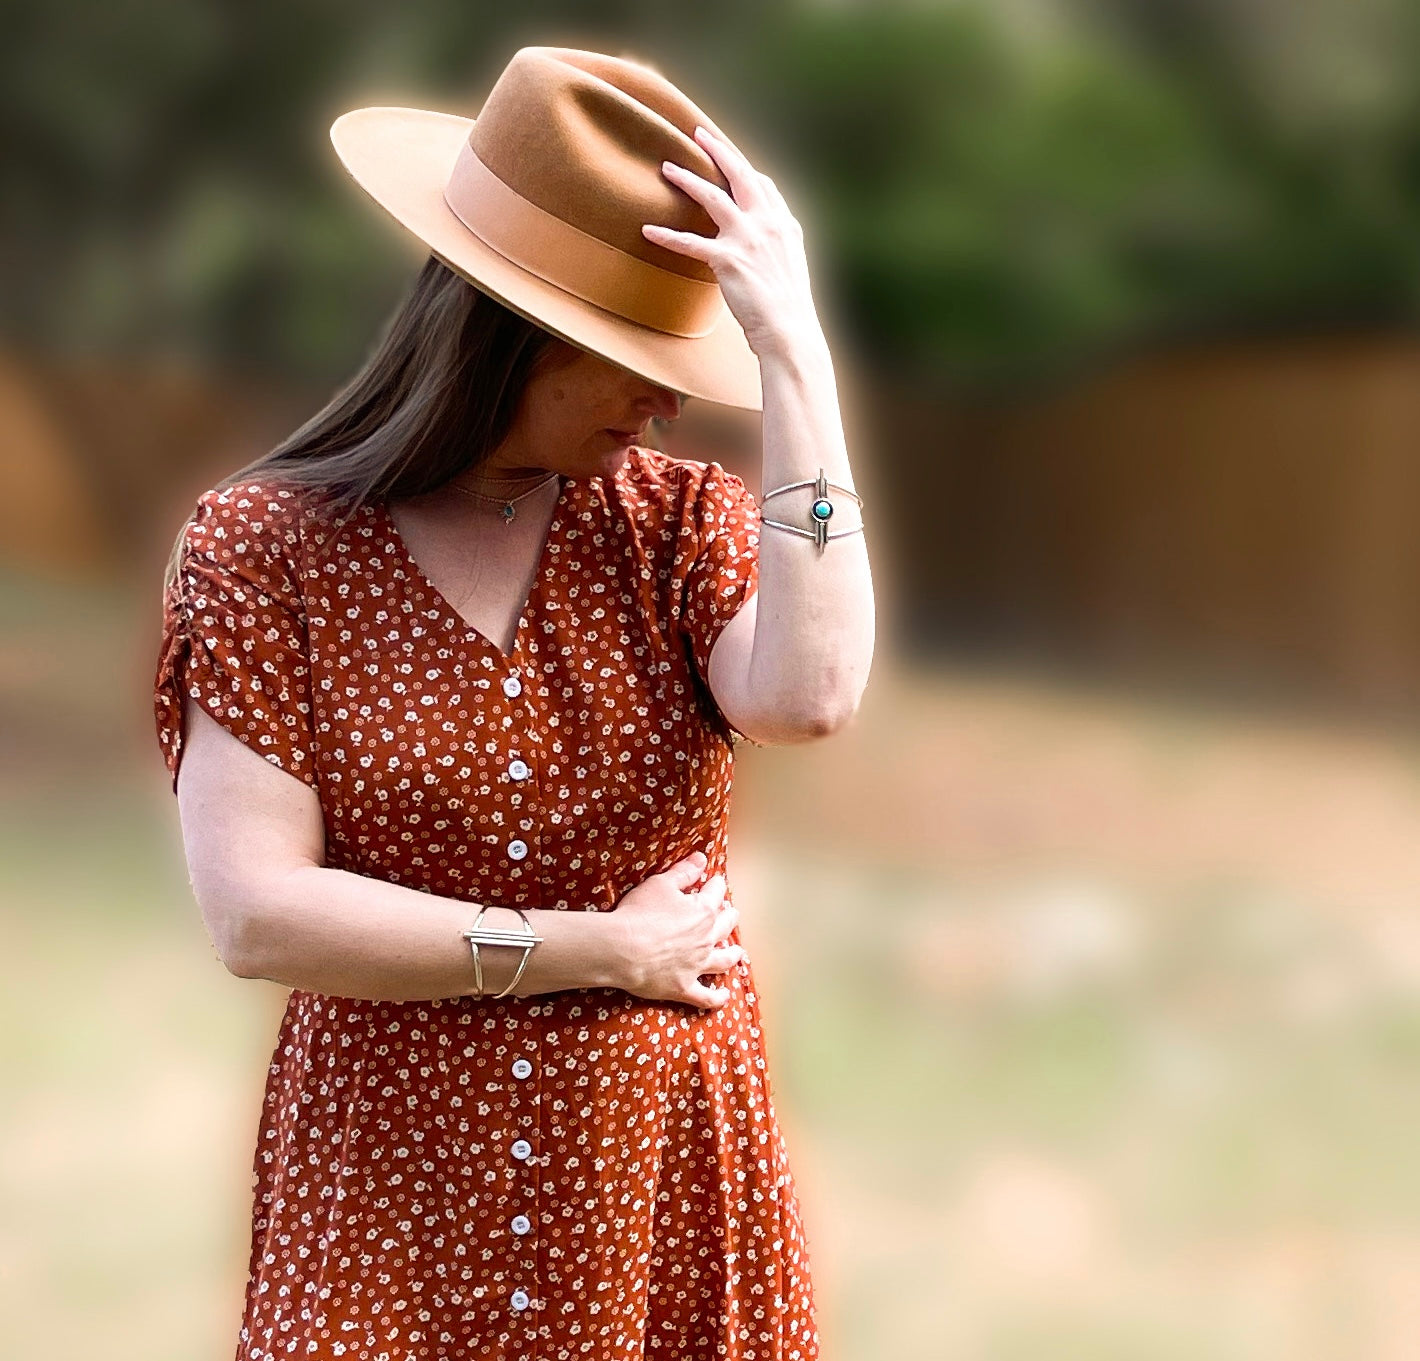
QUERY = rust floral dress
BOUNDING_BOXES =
[152,445,820,1361]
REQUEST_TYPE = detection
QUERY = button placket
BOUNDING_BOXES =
[502,670,540,878]
[501,1039,541,1325]
[497,669,541,1323]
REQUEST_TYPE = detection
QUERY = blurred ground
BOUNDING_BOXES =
[6,564,1420,1360]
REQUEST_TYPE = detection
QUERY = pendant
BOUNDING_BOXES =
[502,503,516,523]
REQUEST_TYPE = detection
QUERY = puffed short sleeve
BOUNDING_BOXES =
[153,482,319,795]
[670,458,761,738]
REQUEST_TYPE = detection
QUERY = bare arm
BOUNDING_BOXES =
[238,867,627,1003]
[708,333,875,744]
[654,125,874,745]
[177,698,733,1004]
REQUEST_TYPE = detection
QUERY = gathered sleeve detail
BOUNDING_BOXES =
[153,482,319,795]
[669,458,761,742]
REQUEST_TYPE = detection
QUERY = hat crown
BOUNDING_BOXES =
[468,47,724,286]
[326,45,765,408]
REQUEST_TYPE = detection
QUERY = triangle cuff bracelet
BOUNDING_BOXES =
[462,906,545,999]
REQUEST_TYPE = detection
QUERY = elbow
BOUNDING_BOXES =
[224,950,260,981]
[793,665,869,739]
[210,905,266,979]
[198,873,298,981]
[798,693,862,740]
[746,688,864,745]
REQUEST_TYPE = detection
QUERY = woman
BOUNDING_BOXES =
[154,46,873,1361]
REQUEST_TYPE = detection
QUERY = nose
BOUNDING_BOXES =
[643,385,683,424]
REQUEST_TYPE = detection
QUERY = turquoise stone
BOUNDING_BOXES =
[811,498,833,521]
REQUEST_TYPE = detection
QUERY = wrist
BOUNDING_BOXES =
[754,320,832,373]
[594,908,640,993]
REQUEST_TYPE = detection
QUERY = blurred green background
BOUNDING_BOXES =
[10,2,1420,1358]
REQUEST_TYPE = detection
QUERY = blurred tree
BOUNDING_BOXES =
[746,0,1420,386]
[0,1,681,379]
[8,0,1420,388]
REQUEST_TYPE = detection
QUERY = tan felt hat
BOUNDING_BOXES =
[329,45,764,411]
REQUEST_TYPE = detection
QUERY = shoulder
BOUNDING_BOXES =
[181,480,320,565]
[612,445,756,522]
[176,478,323,596]
[613,444,696,503]
[185,478,314,544]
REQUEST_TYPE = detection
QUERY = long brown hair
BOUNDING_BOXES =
[161,253,568,594]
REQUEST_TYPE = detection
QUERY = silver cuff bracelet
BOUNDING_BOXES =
[462,906,544,1000]
[760,467,865,553]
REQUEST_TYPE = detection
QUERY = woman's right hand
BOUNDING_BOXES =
[608,850,746,1008]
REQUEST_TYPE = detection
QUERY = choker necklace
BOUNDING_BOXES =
[449,470,560,524]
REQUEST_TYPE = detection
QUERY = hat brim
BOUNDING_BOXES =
[329,106,763,412]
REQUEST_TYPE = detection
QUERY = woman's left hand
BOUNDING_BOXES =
[644,123,822,360]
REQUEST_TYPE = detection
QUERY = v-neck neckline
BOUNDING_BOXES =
[377,475,572,664]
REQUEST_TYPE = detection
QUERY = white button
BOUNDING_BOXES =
[510,1138,533,1160]
[510,1288,530,1311]
[511,1058,533,1079]
[511,1214,532,1234]
[508,839,528,861]
[508,759,530,781]
[503,675,523,698]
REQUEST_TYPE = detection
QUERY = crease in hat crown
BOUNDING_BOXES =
[328,45,767,411]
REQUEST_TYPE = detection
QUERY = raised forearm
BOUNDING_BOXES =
[751,329,876,726]
[230,864,629,1003]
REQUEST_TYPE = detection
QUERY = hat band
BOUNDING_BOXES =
[442,138,726,338]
